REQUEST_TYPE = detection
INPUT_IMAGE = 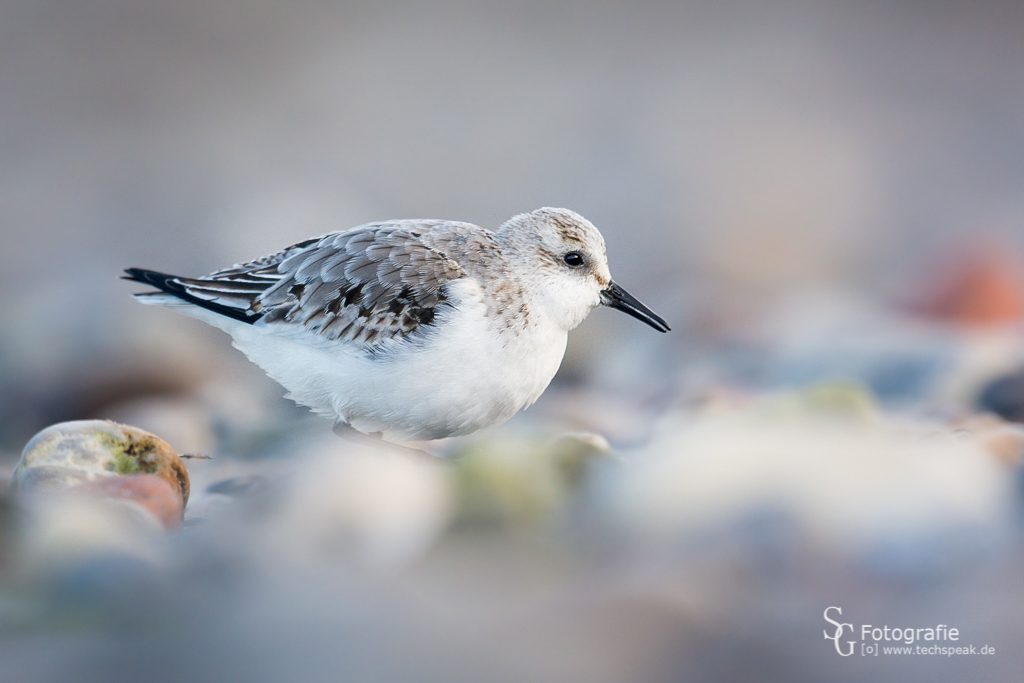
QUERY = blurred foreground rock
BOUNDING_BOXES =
[10,420,189,529]
[978,367,1024,424]
[10,492,165,583]
[598,384,1018,576]
[453,431,613,523]
[258,438,454,568]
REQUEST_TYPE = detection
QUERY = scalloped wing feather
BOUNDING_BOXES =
[173,220,492,346]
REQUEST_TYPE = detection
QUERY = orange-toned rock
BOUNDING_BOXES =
[76,474,186,530]
[909,243,1024,326]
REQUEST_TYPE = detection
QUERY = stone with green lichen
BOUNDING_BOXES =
[451,431,613,524]
[10,420,191,517]
[751,380,881,424]
[98,432,160,475]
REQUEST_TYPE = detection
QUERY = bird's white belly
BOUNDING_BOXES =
[226,279,567,441]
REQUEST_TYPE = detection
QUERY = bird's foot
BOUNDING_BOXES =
[332,420,437,458]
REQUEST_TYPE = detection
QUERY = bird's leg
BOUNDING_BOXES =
[332,420,437,458]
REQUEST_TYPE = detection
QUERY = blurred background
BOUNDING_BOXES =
[2,1,1024,681]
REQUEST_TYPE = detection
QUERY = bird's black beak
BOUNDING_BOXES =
[600,282,670,332]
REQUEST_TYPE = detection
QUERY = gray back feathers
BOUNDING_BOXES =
[174,220,500,346]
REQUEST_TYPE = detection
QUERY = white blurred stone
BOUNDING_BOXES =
[261,439,454,568]
[12,492,164,580]
[609,400,1014,560]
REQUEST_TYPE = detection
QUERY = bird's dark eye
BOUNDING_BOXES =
[563,252,585,267]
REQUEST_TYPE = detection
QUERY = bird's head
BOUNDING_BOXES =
[498,207,670,333]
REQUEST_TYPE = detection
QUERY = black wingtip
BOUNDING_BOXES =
[122,267,262,325]
[122,267,181,289]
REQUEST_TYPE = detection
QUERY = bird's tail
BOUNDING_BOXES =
[122,268,189,306]
[122,268,260,324]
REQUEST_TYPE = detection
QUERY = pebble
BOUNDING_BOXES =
[978,368,1024,423]
[12,492,164,583]
[453,431,613,522]
[259,438,454,568]
[10,420,190,528]
[605,392,1014,571]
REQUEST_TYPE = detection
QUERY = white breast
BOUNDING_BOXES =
[222,278,568,441]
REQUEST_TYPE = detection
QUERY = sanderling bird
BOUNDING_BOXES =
[124,207,669,443]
